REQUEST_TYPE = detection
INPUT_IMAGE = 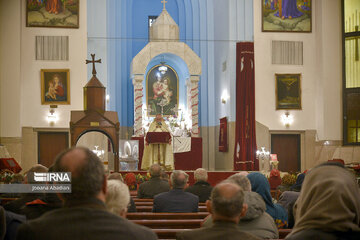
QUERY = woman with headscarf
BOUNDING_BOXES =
[290,173,305,192]
[247,172,288,229]
[285,164,360,239]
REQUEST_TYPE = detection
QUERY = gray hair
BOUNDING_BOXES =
[194,168,208,182]
[149,164,161,178]
[170,170,189,189]
[211,182,245,218]
[227,173,251,192]
[106,179,130,215]
[108,172,124,182]
[26,164,48,184]
[52,147,105,201]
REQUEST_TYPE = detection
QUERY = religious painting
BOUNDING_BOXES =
[262,0,311,32]
[41,69,70,105]
[26,0,79,28]
[219,117,228,152]
[276,73,301,110]
[146,64,179,116]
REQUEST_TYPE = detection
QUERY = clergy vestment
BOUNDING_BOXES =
[141,119,174,170]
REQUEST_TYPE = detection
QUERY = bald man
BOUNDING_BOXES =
[16,147,157,240]
[177,182,261,240]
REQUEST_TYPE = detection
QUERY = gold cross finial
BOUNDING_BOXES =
[86,54,101,76]
[161,0,167,10]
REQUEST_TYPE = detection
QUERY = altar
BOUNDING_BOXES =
[132,137,202,170]
[130,3,202,171]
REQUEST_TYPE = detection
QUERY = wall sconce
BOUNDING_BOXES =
[221,90,230,104]
[106,94,110,103]
[281,111,293,128]
[47,105,58,125]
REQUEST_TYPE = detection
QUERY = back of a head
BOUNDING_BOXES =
[227,173,251,191]
[291,164,360,235]
[194,168,208,182]
[108,172,124,182]
[105,179,130,215]
[149,164,161,178]
[247,172,273,207]
[171,170,188,189]
[26,164,48,184]
[52,147,105,201]
[211,182,245,219]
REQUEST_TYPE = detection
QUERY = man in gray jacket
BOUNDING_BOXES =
[202,174,279,239]
[138,164,170,199]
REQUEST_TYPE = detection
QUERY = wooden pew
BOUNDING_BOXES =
[279,229,292,239]
[134,200,206,207]
[136,205,207,212]
[131,219,202,229]
[0,198,18,205]
[127,212,209,220]
[153,229,186,239]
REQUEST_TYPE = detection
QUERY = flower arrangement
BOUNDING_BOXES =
[0,170,15,184]
[281,173,297,186]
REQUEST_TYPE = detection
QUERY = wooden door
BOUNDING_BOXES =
[271,134,300,172]
[38,132,69,168]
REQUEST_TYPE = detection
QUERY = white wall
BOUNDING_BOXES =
[18,1,88,129]
[0,0,22,137]
[254,0,342,141]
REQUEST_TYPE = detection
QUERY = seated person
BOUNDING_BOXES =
[137,163,170,199]
[108,172,136,212]
[105,179,130,217]
[4,164,48,214]
[16,147,157,240]
[247,172,288,228]
[1,206,26,240]
[285,163,360,240]
[185,168,212,203]
[177,182,261,240]
[203,174,279,239]
[153,170,198,213]
[21,166,63,220]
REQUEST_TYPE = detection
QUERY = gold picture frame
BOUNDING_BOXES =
[275,73,301,110]
[41,69,70,105]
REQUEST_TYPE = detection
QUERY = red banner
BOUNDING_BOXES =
[233,42,258,171]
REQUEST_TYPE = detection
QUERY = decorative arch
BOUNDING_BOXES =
[131,42,201,137]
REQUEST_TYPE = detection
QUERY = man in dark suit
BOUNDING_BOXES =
[16,147,157,240]
[153,170,198,213]
[185,168,212,202]
[177,182,261,240]
[137,164,170,199]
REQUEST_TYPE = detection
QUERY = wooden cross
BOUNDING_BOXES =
[86,54,101,76]
[161,0,167,10]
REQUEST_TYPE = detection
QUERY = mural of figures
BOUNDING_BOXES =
[262,0,311,32]
[146,65,178,116]
[26,0,79,28]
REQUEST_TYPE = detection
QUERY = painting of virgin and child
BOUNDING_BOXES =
[41,69,70,105]
[262,0,311,32]
[146,65,179,117]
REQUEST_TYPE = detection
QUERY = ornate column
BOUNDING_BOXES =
[190,75,200,137]
[132,75,144,137]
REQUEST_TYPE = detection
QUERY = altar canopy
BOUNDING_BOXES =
[234,42,258,171]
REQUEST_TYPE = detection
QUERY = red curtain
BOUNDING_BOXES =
[234,42,258,171]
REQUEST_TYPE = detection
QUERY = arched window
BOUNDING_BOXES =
[343,0,360,145]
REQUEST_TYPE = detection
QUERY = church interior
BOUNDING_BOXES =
[1,0,360,239]
[1,0,359,173]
